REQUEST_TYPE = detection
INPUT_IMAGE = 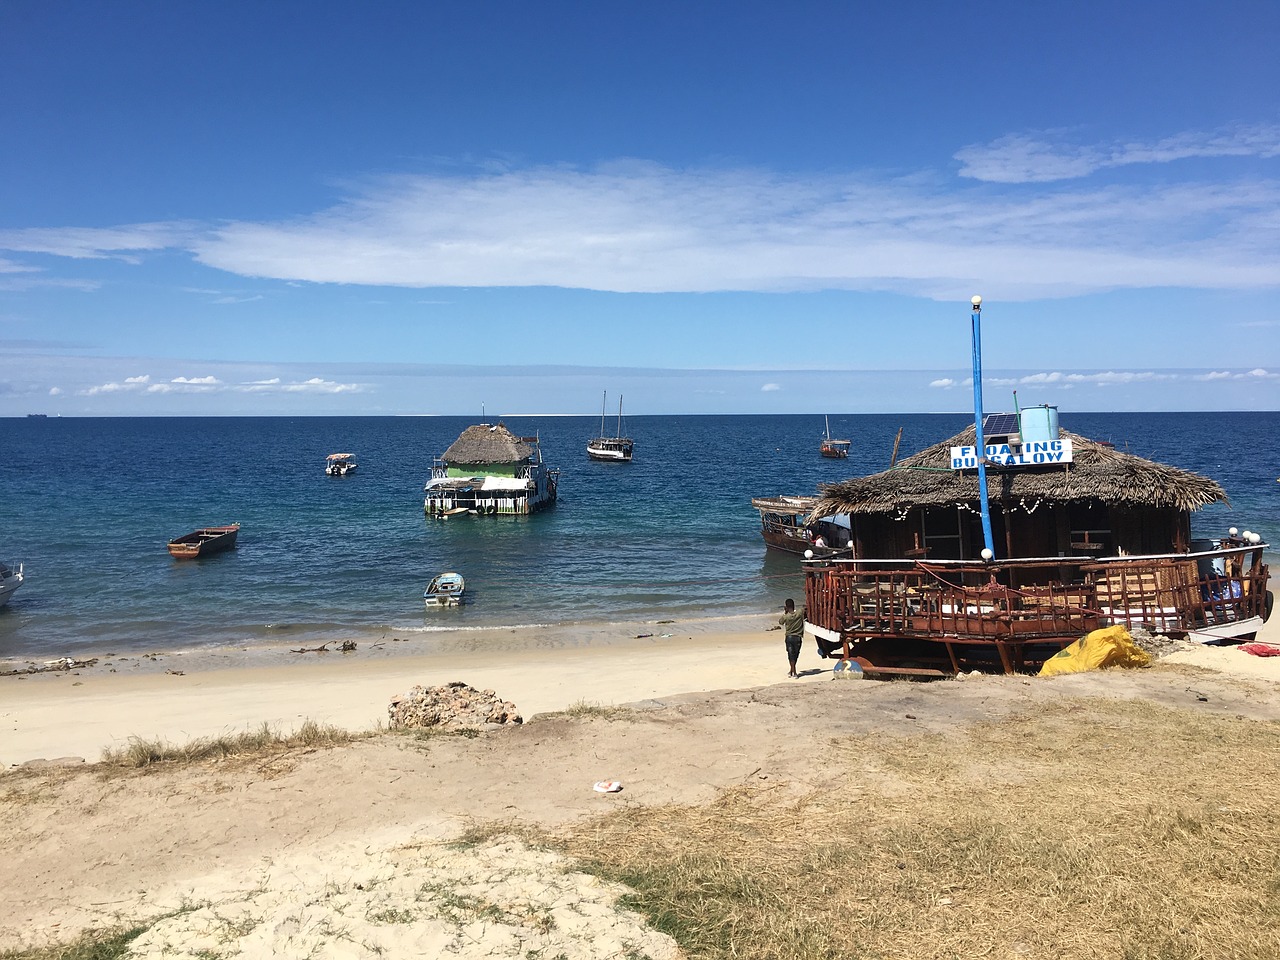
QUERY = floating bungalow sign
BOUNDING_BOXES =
[950,438,1074,470]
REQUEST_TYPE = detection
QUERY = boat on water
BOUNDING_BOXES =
[424,422,559,517]
[325,452,358,476]
[587,392,634,463]
[424,571,466,607]
[0,560,23,607]
[751,496,850,557]
[167,524,241,559]
[800,408,1272,677]
[819,415,850,459]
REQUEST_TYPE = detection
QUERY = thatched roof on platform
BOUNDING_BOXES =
[812,427,1227,519]
[442,423,534,464]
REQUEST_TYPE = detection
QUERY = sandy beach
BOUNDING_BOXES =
[2,613,1279,956]
[1,614,792,766]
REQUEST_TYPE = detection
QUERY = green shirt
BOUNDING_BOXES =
[778,609,805,637]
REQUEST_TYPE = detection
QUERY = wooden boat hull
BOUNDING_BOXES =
[167,524,240,559]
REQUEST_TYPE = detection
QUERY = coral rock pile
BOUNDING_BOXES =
[388,681,523,731]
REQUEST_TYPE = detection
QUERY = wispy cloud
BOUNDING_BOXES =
[1192,368,1278,381]
[81,373,364,397]
[240,377,363,394]
[1,132,1277,302]
[761,382,781,392]
[931,369,1270,389]
[955,123,1280,184]
[0,222,196,261]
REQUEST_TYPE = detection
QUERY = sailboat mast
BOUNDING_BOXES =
[599,391,607,438]
[617,394,624,438]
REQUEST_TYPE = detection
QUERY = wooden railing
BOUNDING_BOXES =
[803,544,1270,674]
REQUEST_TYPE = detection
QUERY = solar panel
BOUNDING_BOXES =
[982,413,1020,437]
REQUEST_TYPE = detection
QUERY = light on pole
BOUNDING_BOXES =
[970,295,995,559]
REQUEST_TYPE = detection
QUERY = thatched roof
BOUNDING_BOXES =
[812,427,1227,519]
[442,423,534,465]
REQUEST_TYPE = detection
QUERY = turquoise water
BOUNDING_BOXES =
[1,412,1276,659]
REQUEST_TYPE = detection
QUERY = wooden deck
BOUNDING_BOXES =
[804,546,1270,675]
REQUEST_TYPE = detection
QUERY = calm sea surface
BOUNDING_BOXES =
[1,412,1277,659]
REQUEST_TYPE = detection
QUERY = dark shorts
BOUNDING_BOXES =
[785,635,802,660]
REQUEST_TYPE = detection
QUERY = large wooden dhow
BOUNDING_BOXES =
[751,495,850,557]
[424,422,559,517]
[801,422,1271,676]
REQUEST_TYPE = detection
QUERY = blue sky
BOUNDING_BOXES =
[1,1,1277,416]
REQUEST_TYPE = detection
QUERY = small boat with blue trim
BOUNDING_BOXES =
[424,571,466,607]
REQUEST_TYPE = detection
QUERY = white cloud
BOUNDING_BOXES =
[48,386,62,395]
[0,222,195,262]
[238,377,363,394]
[761,382,781,392]
[179,161,1280,300]
[84,374,151,395]
[955,123,1280,184]
[2,136,1277,302]
[147,376,223,393]
[940,369,1262,391]
[80,372,365,398]
[1192,368,1278,381]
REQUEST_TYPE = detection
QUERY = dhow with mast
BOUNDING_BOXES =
[587,392,634,463]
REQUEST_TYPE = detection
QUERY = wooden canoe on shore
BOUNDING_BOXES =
[167,524,240,559]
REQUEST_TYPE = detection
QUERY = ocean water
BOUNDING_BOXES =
[1,412,1276,660]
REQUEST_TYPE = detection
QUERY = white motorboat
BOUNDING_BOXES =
[325,453,358,476]
[0,561,24,607]
[424,571,466,607]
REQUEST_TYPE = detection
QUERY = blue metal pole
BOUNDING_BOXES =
[970,296,995,558]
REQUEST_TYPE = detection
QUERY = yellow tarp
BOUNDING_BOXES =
[1038,625,1152,677]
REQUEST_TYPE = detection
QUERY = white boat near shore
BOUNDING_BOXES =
[424,571,466,607]
[0,561,24,607]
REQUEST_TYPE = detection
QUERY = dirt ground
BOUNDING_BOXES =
[3,657,1279,956]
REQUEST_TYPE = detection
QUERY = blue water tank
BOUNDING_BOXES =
[1020,404,1060,443]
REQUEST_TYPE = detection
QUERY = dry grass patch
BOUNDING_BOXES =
[561,698,1280,960]
[536,700,634,721]
[0,924,151,960]
[98,719,371,768]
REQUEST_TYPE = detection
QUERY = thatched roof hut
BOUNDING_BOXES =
[442,423,535,465]
[809,426,1227,562]
[812,427,1227,519]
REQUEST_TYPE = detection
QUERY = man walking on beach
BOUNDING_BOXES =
[779,598,805,678]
